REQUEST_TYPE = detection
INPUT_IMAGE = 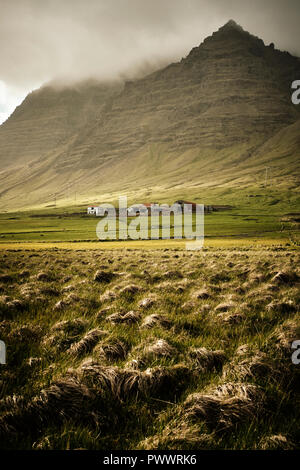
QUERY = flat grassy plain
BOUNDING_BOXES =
[0,210,277,243]
[0,200,298,246]
[0,247,299,450]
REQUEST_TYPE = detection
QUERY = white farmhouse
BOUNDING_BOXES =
[87,205,98,215]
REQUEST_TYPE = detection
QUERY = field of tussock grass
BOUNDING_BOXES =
[0,247,299,450]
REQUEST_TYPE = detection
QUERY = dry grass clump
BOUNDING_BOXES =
[0,378,93,437]
[209,271,230,283]
[42,331,69,351]
[119,284,143,296]
[51,318,87,336]
[271,270,299,286]
[3,299,25,311]
[272,319,300,351]
[266,299,297,314]
[78,362,190,401]
[61,284,75,293]
[36,272,52,282]
[138,295,157,309]
[78,361,120,396]
[135,364,191,398]
[245,290,273,305]
[96,306,113,318]
[68,329,107,357]
[100,290,117,302]
[188,348,225,372]
[183,394,230,428]
[258,434,295,450]
[154,279,185,292]
[140,314,171,330]
[64,292,81,304]
[181,301,197,313]
[192,289,210,300]
[27,357,42,368]
[142,339,177,359]
[183,381,264,430]
[235,344,251,356]
[33,377,93,420]
[213,382,264,402]
[0,394,26,414]
[8,324,42,343]
[38,286,60,297]
[19,283,39,300]
[0,395,27,436]
[124,358,146,370]
[0,274,14,283]
[248,271,266,284]
[106,311,141,325]
[32,436,51,450]
[138,422,215,450]
[197,304,211,314]
[223,351,284,382]
[176,281,191,293]
[162,270,183,280]
[216,311,245,324]
[0,295,10,304]
[95,339,129,362]
[214,302,235,313]
[257,282,279,293]
[93,270,115,283]
[53,300,69,311]
[0,319,10,335]
[42,326,86,352]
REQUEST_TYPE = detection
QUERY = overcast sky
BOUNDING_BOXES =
[1,0,300,124]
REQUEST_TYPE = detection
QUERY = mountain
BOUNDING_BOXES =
[0,80,121,169]
[0,20,299,210]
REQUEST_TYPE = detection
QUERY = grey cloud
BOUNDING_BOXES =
[0,0,300,90]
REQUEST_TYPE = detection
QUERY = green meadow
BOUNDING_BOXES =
[0,189,299,245]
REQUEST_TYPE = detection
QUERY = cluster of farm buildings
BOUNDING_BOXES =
[87,201,231,216]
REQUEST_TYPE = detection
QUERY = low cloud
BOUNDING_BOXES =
[0,0,299,122]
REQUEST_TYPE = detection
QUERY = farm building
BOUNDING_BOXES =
[175,200,212,213]
[87,201,217,216]
[127,203,154,217]
[87,205,100,215]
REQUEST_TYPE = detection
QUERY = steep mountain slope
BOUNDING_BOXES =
[0,80,121,169]
[0,20,299,210]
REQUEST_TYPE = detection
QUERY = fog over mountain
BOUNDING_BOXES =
[1,0,300,123]
[0,18,299,210]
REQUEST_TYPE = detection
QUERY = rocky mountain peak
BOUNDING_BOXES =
[219,19,245,32]
[212,19,257,42]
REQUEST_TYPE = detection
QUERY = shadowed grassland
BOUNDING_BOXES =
[0,247,299,450]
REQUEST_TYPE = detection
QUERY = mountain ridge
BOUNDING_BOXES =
[0,20,299,210]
